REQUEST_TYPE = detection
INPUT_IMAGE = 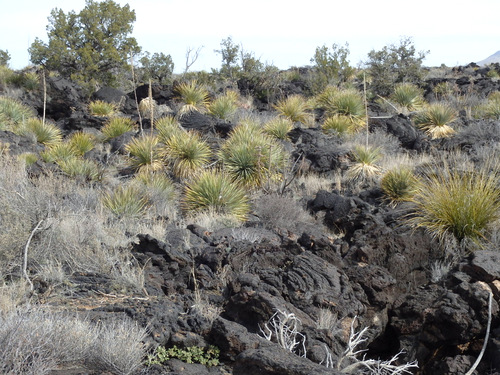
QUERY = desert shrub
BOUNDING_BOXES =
[347,145,382,183]
[125,134,162,172]
[381,166,418,205]
[0,66,15,86]
[68,131,96,155]
[264,116,293,140]
[408,163,500,246]
[321,115,355,135]
[88,100,118,117]
[101,185,149,217]
[253,193,313,231]
[16,118,62,145]
[162,131,211,179]
[208,90,239,120]
[473,93,500,120]
[175,80,209,116]
[57,157,101,181]
[18,152,38,166]
[0,96,35,129]
[389,83,424,113]
[414,103,457,139]
[155,115,183,144]
[147,345,220,367]
[101,117,135,140]
[274,94,312,123]
[138,97,156,119]
[139,52,174,84]
[182,169,250,222]
[432,81,456,100]
[40,142,79,163]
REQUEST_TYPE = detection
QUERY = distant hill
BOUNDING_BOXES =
[477,51,500,66]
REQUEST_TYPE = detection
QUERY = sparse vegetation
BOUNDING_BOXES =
[390,83,425,113]
[175,80,210,116]
[88,100,118,117]
[381,166,418,205]
[274,94,312,124]
[125,134,162,172]
[414,103,457,139]
[347,145,383,183]
[101,116,135,140]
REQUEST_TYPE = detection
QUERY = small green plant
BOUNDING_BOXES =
[182,169,250,221]
[146,345,220,367]
[133,170,175,201]
[18,152,38,166]
[101,117,135,140]
[274,94,312,123]
[175,80,210,116]
[486,69,500,79]
[68,131,96,156]
[347,145,382,182]
[16,118,62,145]
[433,81,456,100]
[88,100,118,117]
[264,117,293,140]
[414,103,456,139]
[322,88,365,126]
[125,134,163,172]
[321,115,355,135]
[101,185,149,217]
[58,157,101,181]
[381,166,418,206]
[155,115,183,144]
[163,131,211,178]
[407,164,500,246]
[0,96,35,129]
[208,90,239,121]
[390,83,424,113]
[41,142,78,163]
[474,93,500,120]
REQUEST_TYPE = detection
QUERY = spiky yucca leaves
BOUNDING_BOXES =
[390,83,424,113]
[381,166,418,206]
[474,93,500,120]
[414,103,456,139]
[316,87,366,131]
[407,164,500,246]
[274,94,312,123]
[208,90,239,121]
[57,156,101,181]
[0,96,35,129]
[101,117,135,141]
[155,115,183,144]
[88,100,118,117]
[264,117,293,140]
[41,142,79,163]
[16,118,62,145]
[133,170,176,201]
[219,124,287,188]
[314,85,340,110]
[125,135,163,172]
[101,185,149,218]
[175,80,210,116]
[68,131,96,156]
[321,115,355,135]
[163,131,211,179]
[347,145,382,182]
[182,170,250,222]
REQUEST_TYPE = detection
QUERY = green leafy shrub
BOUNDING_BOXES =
[390,83,424,113]
[0,96,35,129]
[407,164,500,246]
[414,103,456,139]
[182,169,250,221]
[381,166,418,205]
[125,135,162,172]
[175,80,209,116]
[264,117,293,140]
[88,100,119,117]
[101,117,135,140]
[163,131,211,178]
[274,94,312,123]
[147,345,220,367]
[101,185,149,217]
[16,118,62,145]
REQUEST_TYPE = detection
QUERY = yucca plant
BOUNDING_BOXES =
[68,131,96,156]
[101,185,149,217]
[264,117,293,140]
[101,117,135,141]
[58,156,101,181]
[208,90,239,121]
[16,118,62,145]
[125,134,163,172]
[163,131,211,179]
[138,97,156,118]
[347,145,382,182]
[407,164,500,246]
[18,152,38,166]
[133,170,176,201]
[40,142,79,163]
[390,83,425,113]
[182,169,250,222]
[88,100,118,117]
[175,80,210,116]
[155,115,183,144]
[475,93,500,120]
[326,88,365,125]
[414,103,457,139]
[381,166,418,206]
[274,94,312,123]
[314,85,340,109]
[321,115,355,135]
[0,96,35,129]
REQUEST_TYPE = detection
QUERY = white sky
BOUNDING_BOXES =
[2,0,500,72]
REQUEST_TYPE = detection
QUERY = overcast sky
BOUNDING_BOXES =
[2,0,499,72]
